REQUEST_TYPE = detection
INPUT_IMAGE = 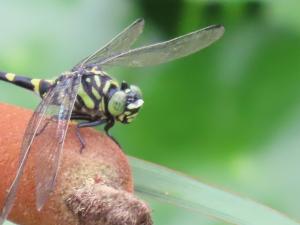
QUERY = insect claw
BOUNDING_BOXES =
[76,126,86,153]
[108,134,121,148]
[105,131,120,148]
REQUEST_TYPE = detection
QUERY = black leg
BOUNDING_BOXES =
[36,116,58,136]
[76,119,107,153]
[71,114,93,120]
[104,119,121,147]
[36,119,51,136]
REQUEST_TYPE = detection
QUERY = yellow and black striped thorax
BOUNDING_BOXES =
[74,66,144,124]
[74,67,120,117]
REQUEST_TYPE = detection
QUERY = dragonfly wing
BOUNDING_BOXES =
[0,74,81,224]
[0,98,50,225]
[73,18,144,70]
[98,24,224,68]
[34,75,81,210]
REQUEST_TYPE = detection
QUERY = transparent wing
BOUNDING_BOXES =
[0,74,81,225]
[96,24,224,68]
[74,18,144,70]
[34,75,81,210]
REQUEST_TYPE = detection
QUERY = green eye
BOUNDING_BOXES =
[108,91,126,116]
[130,85,142,98]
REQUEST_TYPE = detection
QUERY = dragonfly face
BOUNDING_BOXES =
[109,81,144,124]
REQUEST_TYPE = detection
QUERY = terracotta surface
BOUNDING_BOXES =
[0,103,151,225]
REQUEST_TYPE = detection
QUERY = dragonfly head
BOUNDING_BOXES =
[108,81,144,124]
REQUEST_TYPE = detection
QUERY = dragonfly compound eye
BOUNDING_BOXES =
[108,91,126,116]
[112,86,144,124]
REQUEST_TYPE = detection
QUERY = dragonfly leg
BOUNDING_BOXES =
[36,116,58,136]
[104,119,121,147]
[75,120,107,153]
[70,114,93,120]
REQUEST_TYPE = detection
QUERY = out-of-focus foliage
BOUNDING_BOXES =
[0,1,300,224]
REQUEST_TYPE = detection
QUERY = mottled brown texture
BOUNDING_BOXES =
[0,103,152,225]
[66,185,152,225]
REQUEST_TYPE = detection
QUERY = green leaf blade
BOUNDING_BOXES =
[130,157,300,225]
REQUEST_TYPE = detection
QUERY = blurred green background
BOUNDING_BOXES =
[1,0,300,224]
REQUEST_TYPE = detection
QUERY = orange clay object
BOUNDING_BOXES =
[0,103,152,225]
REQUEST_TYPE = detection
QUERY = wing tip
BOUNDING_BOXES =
[215,24,225,33]
[205,24,225,40]
[0,217,4,225]
[207,24,225,33]
[135,18,145,25]
[36,189,49,212]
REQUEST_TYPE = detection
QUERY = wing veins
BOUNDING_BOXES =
[0,89,56,224]
[75,18,144,69]
[0,74,81,224]
[98,24,225,68]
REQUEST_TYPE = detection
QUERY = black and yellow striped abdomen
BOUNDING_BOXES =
[0,72,53,98]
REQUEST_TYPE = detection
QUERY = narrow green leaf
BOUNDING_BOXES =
[129,157,300,225]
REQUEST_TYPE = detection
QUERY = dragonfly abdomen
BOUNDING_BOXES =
[0,72,53,97]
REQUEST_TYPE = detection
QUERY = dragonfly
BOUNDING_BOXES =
[0,18,224,224]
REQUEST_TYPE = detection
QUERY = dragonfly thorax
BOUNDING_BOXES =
[108,81,144,124]
[74,67,143,124]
